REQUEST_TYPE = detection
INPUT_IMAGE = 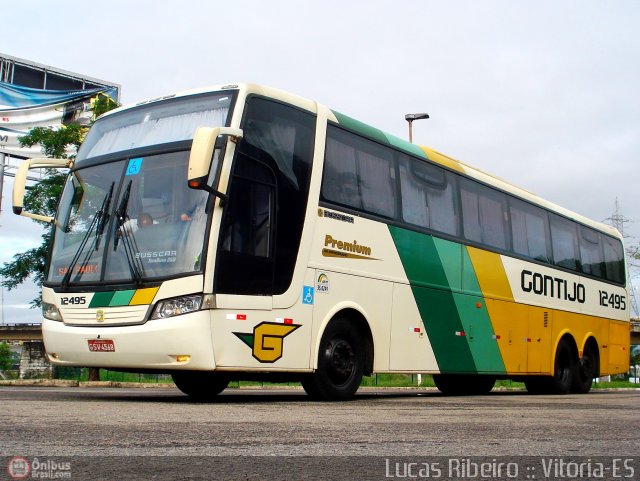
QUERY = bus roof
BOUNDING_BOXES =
[103,83,621,240]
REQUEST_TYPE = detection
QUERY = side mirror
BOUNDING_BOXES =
[188,127,242,203]
[12,157,73,223]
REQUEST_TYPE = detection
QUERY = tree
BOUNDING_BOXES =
[0,342,16,372]
[0,127,81,306]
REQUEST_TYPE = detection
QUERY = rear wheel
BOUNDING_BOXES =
[172,371,229,401]
[302,318,364,401]
[433,374,496,395]
[572,343,598,394]
[550,339,577,394]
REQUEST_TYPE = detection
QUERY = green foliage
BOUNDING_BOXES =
[91,93,119,119]
[18,123,86,159]
[0,342,16,371]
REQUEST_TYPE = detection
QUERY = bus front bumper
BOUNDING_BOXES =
[41,313,216,371]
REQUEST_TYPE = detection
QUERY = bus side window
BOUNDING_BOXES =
[322,125,396,219]
[602,234,625,284]
[460,178,509,251]
[509,198,551,263]
[398,155,458,236]
[549,214,580,271]
[579,226,605,278]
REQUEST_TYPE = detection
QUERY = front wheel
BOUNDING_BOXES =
[172,371,230,401]
[302,318,364,401]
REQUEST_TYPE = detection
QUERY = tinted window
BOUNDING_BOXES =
[579,227,604,278]
[460,179,509,250]
[216,98,315,295]
[322,126,396,218]
[602,234,625,284]
[549,214,580,270]
[398,155,458,236]
[510,198,550,262]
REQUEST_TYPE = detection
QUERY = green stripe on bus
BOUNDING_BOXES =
[331,111,389,145]
[89,291,115,308]
[389,226,477,373]
[109,290,136,307]
[384,132,430,159]
[455,249,506,373]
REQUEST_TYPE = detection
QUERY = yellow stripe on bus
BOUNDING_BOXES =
[129,287,160,306]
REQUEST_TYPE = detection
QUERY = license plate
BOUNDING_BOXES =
[88,339,115,352]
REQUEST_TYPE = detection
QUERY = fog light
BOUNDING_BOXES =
[43,302,63,321]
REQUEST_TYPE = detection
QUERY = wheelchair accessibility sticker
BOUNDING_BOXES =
[126,157,143,176]
[302,286,314,305]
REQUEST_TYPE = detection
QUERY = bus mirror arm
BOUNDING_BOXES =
[188,127,242,207]
[188,177,228,207]
[12,157,73,223]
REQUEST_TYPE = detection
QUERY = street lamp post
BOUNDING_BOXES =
[405,113,430,143]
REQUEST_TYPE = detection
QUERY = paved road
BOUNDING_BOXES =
[0,387,638,480]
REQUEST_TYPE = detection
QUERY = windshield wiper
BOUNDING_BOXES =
[61,187,112,288]
[94,182,114,251]
[113,180,145,285]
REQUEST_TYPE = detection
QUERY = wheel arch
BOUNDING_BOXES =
[552,331,579,366]
[313,304,375,375]
[580,335,601,377]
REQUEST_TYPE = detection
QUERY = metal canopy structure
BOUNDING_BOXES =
[0,53,120,212]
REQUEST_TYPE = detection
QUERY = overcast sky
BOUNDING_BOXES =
[1,0,639,322]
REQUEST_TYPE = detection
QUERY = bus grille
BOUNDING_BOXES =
[60,305,150,326]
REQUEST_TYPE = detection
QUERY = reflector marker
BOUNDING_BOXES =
[455,331,466,337]
[226,313,247,320]
[492,335,501,340]
[275,318,294,325]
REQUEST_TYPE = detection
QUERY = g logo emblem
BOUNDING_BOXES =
[96,309,105,322]
[234,322,301,363]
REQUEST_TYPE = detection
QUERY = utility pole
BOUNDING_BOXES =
[405,113,429,143]
[0,152,5,214]
[605,198,639,317]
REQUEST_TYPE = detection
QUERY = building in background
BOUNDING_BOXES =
[0,52,120,211]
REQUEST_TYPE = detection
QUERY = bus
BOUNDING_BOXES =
[12,83,630,400]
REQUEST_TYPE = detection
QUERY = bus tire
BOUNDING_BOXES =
[433,374,496,395]
[172,371,229,401]
[302,317,364,401]
[549,339,577,394]
[572,342,598,394]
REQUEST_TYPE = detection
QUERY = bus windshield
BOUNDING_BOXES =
[47,92,236,286]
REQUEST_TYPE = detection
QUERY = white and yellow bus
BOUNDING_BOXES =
[13,84,630,400]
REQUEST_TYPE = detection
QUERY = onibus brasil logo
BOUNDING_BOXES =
[234,322,301,363]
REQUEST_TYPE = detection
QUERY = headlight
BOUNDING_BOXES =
[43,302,63,321]
[150,294,203,319]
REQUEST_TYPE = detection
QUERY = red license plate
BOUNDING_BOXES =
[88,339,115,352]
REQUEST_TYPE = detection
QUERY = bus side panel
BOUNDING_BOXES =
[389,283,439,372]
[607,321,631,375]
[311,270,393,372]
[389,226,477,374]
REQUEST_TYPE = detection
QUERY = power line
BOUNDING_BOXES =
[604,198,639,317]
